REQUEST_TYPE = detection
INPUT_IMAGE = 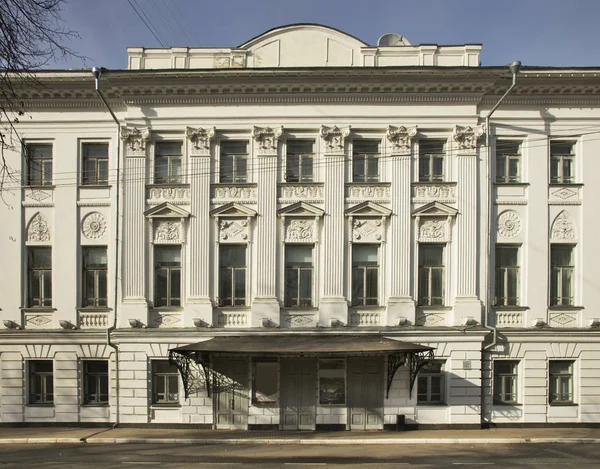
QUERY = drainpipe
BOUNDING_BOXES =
[93,66,121,427]
[481,61,521,427]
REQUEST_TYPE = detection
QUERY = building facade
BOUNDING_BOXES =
[0,24,599,429]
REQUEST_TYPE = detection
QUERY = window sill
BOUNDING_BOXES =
[81,403,109,407]
[77,307,112,313]
[79,184,112,189]
[418,305,451,310]
[494,182,530,187]
[548,305,584,311]
[147,183,190,188]
[549,183,583,187]
[150,404,181,408]
[149,307,183,312]
[282,307,318,313]
[412,181,457,186]
[216,305,250,310]
[26,404,54,407]
[493,402,522,406]
[549,402,578,407]
[493,306,529,311]
[416,403,448,407]
[23,185,55,189]
[349,304,384,309]
[20,307,56,313]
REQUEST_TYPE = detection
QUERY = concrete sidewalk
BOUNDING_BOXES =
[0,426,599,445]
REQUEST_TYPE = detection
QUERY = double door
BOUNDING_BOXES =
[347,357,384,430]
[281,358,317,430]
[213,358,249,430]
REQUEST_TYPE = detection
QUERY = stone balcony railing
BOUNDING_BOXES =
[495,310,524,328]
[217,310,249,327]
[78,311,111,329]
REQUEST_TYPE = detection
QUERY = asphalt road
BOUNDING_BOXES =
[0,443,598,468]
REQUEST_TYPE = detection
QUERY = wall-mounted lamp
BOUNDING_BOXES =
[261,318,278,328]
[589,318,600,328]
[329,318,346,327]
[462,317,478,327]
[128,318,146,328]
[3,320,20,330]
[193,318,211,328]
[532,318,545,328]
[59,320,76,330]
[397,317,409,327]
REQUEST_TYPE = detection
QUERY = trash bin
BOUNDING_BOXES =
[396,414,405,431]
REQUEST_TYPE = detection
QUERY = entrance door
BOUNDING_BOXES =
[213,358,249,430]
[281,358,316,430]
[347,357,384,430]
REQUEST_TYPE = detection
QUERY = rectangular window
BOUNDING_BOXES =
[550,245,574,306]
[319,359,345,405]
[493,361,519,404]
[495,245,519,306]
[82,247,108,307]
[419,140,445,182]
[417,361,445,404]
[28,247,52,307]
[82,143,109,185]
[29,360,53,404]
[26,143,53,186]
[496,140,521,183]
[154,141,183,184]
[353,140,380,183]
[152,360,179,404]
[286,140,314,183]
[351,244,379,306]
[83,361,109,405]
[154,246,181,307]
[252,360,278,405]
[220,141,248,183]
[550,141,575,184]
[549,361,574,404]
[285,245,313,307]
[418,244,444,306]
[218,245,246,306]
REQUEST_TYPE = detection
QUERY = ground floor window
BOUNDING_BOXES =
[29,360,53,404]
[549,361,574,404]
[152,360,179,404]
[319,359,346,405]
[417,361,445,404]
[493,361,519,404]
[252,359,278,405]
[83,360,109,405]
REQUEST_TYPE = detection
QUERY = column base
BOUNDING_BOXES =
[452,297,483,326]
[318,297,348,327]
[386,297,416,326]
[251,297,280,328]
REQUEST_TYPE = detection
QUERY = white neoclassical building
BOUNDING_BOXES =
[0,24,599,429]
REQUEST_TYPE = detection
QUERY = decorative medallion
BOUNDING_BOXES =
[320,125,351,154]
[253,126,283,155]
[551,211,575,240]
[27,212,51,242]
[219,219,249,242]
[386,125,417,154]
[154,221,182,244]
[419,219,446,242]
[352,219,383,242]
[453,125,484,150]
[285,219,315,243]
[420,313,445,326]
[497,210,522,239]
[27,190,51,202]
[81,212,107,240]
[550,313,576,326]
[286,315,314,327]
[552,187,577,200]
[186,126,215,156]
[154,314,181,326]
[121,126,150,157]
[27,315,52,326]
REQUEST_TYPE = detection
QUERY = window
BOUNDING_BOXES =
[83,361,109,405]
[351,244,378,306]
[418,244,444,306]
[29,360,53,404]
[285,245,313,307]
[495,245,519,306]
[28,247,52,307]
[550,141,575,184]
[220,141,248,183]
[82,143,109,185]
[419,140,445,182]
[82,247,107,307]
[319,359,345,405]
[493,361,518,404]
[417,361,445,404]
[550,245,574,306]
[26,143,53,186]
[154,141,183,184]
[252,360,278,405]
[218,245,246,306]
[152,360,179,404]
[352,140,379,183]
[154,246,181,307]
[286,140,313,182]
[549,361,574,404]
[496,141,521,183]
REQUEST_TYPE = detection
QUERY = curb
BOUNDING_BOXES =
[1,437,599,445]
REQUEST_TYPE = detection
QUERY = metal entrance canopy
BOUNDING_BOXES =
[169,335,434,399]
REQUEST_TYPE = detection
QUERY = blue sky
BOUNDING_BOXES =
[54,0,600,70]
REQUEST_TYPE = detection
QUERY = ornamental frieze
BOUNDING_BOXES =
[551,211,576,240]
[412,183,456,202]
[219,218,250,243]
[154,221,183,244]
[279,184,324,201]
[253,126,283,155]
[186,126,215,157]
[121,126,150,157]
[212,185,258,202]
[285,219,316,243]
[148,186,190,205]
[346,184,390,201]
[352,218,383,243]
[320,125,351,154]
[386,125,417,155]
[418,219,447,242]
[27,212,51,242]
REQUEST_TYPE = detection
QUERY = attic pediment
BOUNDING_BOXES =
[277,202,324,217]
[345,201,392,217]
[412,201,458,217]
[144,202,190,219]
[210,202,257,218]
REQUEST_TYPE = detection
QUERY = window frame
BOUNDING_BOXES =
[417,361,445,405]
[549,360,575,405]
[153,245,182,308]
[550,140,576,184]
[83,360,109,405]
[493,360,519,405]
[154,141,183,184]
[495,140,521,183]
[418,244,445,306]
[285,139,314,183]
[82,246,108,308]
[25,143,53,187]
[284,244,313,308]
[418,140,446,183]
[81,142,109,186]
[151,360,180,405]
[351,244,379,307]
[318,359,346,406]
[494,245,520,307]
[219,140,248,184]
[28,360,54,405]
[550,244,575,307]
[252,359,279,405]
[352,139,380,183]
[218,244,247,307]
[27,247,52,308]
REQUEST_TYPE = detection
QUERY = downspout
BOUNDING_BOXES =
[481,61,521,428]
[93,67,121,427]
